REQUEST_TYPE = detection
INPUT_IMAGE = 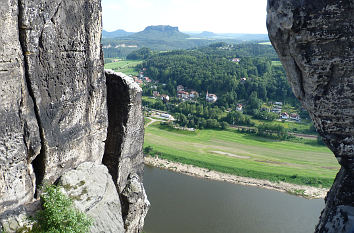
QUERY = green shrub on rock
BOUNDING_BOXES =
[31,185,92,233]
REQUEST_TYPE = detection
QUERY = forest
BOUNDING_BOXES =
[139,43,298,109]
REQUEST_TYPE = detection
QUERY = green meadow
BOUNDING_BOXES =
[104,59,143,76]
[144,122,339,188]
[271,60,282,66]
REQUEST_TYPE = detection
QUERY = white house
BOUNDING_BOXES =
[290,113,300,121]
[231,58,241,63]
[206,91,217,103]
[236,104,243,111]
[281,112,289,119]
[189,91,199,99]
[161,94,170,102]
[177,85,184,92]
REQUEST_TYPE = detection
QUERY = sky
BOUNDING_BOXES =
[102,0,268,34]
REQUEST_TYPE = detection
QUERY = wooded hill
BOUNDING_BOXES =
[139,43,297,110]
[102,25,270,58]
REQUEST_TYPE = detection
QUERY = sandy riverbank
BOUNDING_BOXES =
[144,156,329,199]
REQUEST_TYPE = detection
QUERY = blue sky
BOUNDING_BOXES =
[102,0,268,34]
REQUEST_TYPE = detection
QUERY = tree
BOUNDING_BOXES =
[221,121,229,130]
[144,146,153,154]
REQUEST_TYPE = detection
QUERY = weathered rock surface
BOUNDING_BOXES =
[0,0,107,215]
[1,1,148,233]
[0,0,41,214]
[59,162,125,233]
[267,0,354,232]
[18,0,107,185]
[103,70,149,233]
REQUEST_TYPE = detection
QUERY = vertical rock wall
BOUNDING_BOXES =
[0,0,41,213]
[18,0,107,185]
[267,0,354,232]
[104,70,149,233]
[1,1,148,233]
[0,0,107,215]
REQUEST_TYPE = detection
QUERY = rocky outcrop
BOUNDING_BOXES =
[0,1,148,233]
[0,0,40,213]
[0,0,106,214]
[267,0,354,232]
[59,162,125,233]
[103,70,149,233]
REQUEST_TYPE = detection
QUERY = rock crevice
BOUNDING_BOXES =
[18,1,46,195]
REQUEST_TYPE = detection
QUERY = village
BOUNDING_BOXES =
[130,69,301,124]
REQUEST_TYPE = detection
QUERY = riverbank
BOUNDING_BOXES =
[144,156,329,199]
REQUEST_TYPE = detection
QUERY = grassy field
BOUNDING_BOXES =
[271,61,282,66]
[144,122,338,188]
[104,60,143,76]
[250,117,314,134]
[258,42,272,45]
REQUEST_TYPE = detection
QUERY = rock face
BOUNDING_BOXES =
[103,70,149,233]
[267,0,354,232]
[0,0,40,213]
[59,162,125,233]
[0,1,148,233]
[0,0,106,214]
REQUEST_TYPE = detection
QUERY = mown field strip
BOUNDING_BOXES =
[144,123,339,187]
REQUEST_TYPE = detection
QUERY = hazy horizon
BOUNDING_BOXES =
[102,0,268,34]
[103,26,269,35]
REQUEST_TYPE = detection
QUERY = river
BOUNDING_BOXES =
[143,165,324,233]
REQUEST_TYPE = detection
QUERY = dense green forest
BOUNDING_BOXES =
[139,43,296,110]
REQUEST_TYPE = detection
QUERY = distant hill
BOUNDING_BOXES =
[102,25,270,58]
[195,31,217,38]
[129,25,190,41]
[102,29,134,38]
[219,33,269,41]
[185,31,269,41]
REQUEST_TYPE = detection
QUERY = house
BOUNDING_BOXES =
[177,91,189,99]
[161,94,170,102]
[240,77,247,82]
[153,91,160,97]
[236,104,243,111]
[144,77,151,83]
[206,91,217,103]
[281,112,289,119]
[177,85,184,92]
[274,102,283,106]
[160,113,174,120]
[231,58,241,63]
[189,91,199,99]
[133,76,143,85]
[290,113,300,121]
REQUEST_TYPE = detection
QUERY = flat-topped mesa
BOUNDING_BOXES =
[267,0,354,232]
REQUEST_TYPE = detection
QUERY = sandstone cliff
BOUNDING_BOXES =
[267,0,354,232]
[0,1,148,232]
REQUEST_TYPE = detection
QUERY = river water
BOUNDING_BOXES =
[143,165,324,233]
